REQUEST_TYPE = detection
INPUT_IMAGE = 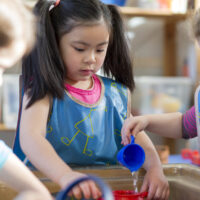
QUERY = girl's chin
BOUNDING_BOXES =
[66,76,92,84]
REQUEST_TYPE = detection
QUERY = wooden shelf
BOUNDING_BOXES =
[24,2,190,20]
[119,7,190,20]
[0,124,15,132]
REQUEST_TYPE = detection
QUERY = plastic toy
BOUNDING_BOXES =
[117,136,145,172]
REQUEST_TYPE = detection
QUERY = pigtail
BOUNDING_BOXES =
[103,5,135,92]
[23,0,65,108]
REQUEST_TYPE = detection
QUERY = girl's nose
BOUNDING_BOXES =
[84,51,96,64]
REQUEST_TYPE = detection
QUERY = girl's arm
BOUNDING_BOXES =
[135,131,169,200]
[20,94,100,199]
[20,94,71,186]
[122,112,183,145]
[0,148,52,199]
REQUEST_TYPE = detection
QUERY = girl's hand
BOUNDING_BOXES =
[140,167,169,200]
[121,116,149,146]
[60,171,102,199]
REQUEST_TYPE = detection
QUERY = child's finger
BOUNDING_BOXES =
[72,185,82,199]
[121,134,130,145]
[146,185,156,200]
[154,186,162,200]
[122,118,137,137]
[79,181,91,199]
[161,185,170,200]
[121,119,132,135]
[88,180,102,199]
[140,180,148,194]
[140,181,150,199]
[132,124,142,136]
[68,191,73,197]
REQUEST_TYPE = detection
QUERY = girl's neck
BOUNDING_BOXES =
[65,76,94,90]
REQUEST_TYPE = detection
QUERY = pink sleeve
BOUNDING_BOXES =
[182,106,197,138]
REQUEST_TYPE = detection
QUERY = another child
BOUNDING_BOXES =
[121,9,200,144]
[0,0,52,199]
[0,141,52,200]
[17,0,169,199]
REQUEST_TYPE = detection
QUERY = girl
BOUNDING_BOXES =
[0,0,52,199]
[121,8,200,144]
[16,0,169,199]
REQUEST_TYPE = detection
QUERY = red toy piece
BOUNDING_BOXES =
[181,149,192,159]
[191,150,200,166]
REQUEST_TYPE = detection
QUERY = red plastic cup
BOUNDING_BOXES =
[113,190,148,200]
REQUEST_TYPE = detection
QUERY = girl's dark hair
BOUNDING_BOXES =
[23,0,135,107]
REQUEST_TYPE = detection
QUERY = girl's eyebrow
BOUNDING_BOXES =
[72,41,109,46]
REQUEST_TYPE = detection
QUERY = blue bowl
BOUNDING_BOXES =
[101,0,127,6]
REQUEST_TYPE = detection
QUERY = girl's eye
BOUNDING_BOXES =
[96,49,105,53]
[74,47,84,52]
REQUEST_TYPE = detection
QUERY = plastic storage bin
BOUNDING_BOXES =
[100,0,127,6]
[132,76,193,115]
[2,75,19,128]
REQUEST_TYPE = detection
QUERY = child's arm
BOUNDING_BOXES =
[121,113,182,145]
[0,143,52,199]
[20,94,101,199]
[135,131,169,200]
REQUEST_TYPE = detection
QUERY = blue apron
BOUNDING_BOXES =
[14,76,128,166]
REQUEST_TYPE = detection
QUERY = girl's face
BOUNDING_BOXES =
[59,21,109,87]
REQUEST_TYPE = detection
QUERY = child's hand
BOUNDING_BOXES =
[140,167,169,200]
[60,171,102,199]
[121,116,149,146]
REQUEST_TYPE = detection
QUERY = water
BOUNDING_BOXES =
[132,171,139,193]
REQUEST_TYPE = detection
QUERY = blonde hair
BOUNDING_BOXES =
[0,0,35,55]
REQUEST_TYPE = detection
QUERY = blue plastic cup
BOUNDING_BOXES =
[117,136,145,172]
[100,0,127,6]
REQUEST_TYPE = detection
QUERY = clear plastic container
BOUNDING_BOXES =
[2,75,19,128]
[132,76,193,115]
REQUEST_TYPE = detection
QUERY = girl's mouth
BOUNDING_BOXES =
[80,69,94,76]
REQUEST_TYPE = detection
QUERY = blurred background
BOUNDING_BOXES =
[1,0,200,161]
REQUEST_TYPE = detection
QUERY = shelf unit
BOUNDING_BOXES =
[120,7,189,19]
[120,7,191,78]
[120,7,191,153]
